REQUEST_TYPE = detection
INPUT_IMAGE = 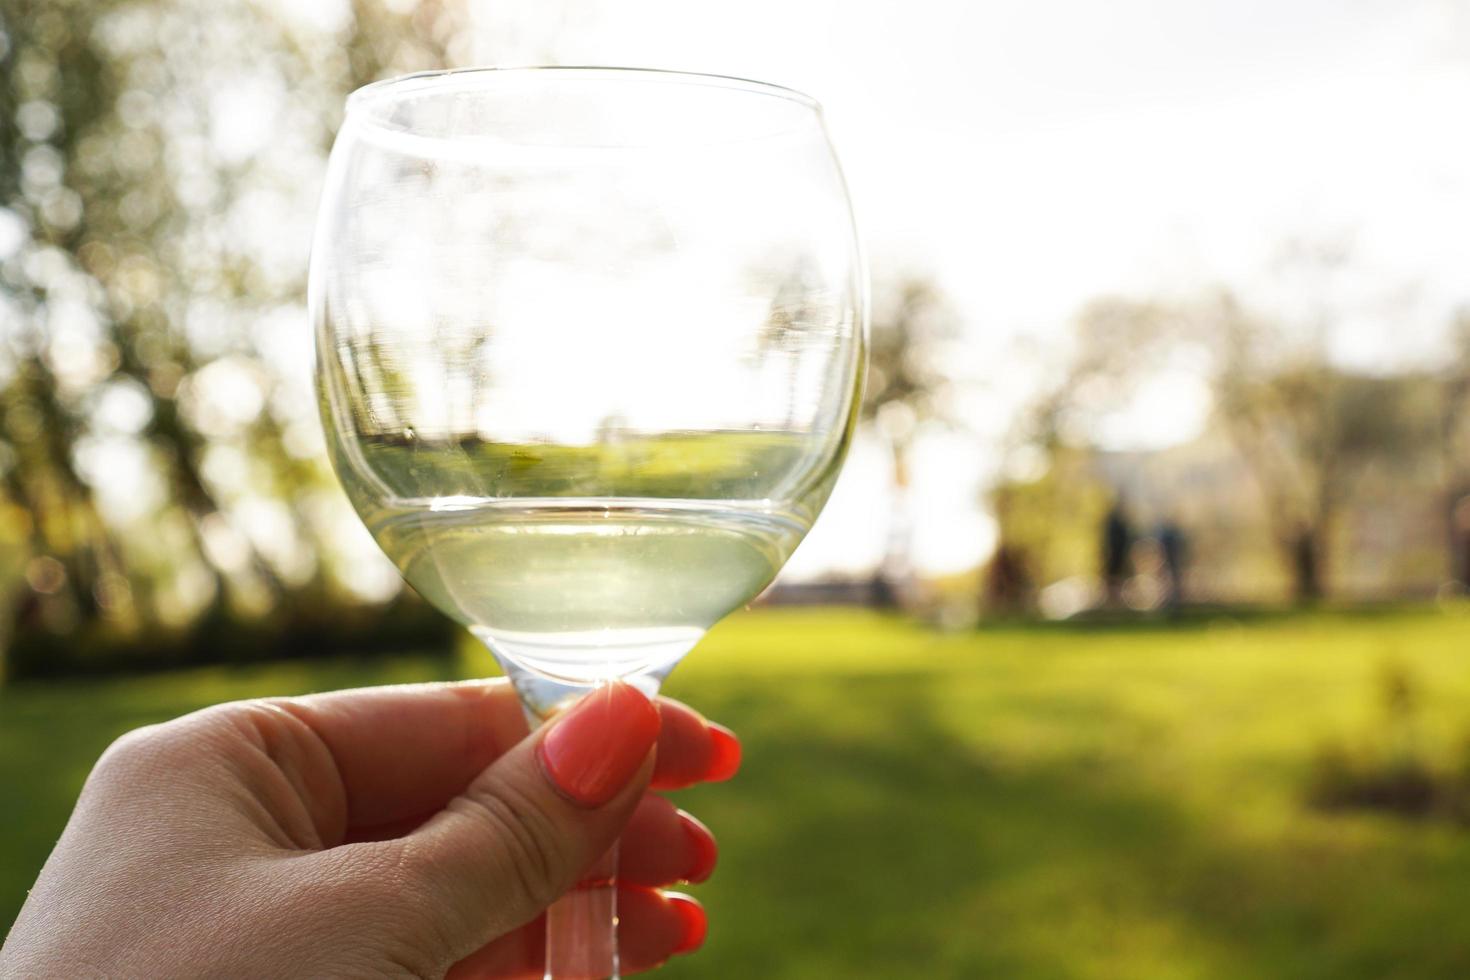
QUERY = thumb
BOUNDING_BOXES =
[383,682,660,961]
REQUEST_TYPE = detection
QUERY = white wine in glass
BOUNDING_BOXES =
[311,67,865,979]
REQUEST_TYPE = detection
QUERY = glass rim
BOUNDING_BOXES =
[345,65,824,116]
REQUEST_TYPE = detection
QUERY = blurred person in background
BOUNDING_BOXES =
[1158,519,1188,610]
[1101,499,1134,608]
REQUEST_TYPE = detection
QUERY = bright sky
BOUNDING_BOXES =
[458,0,1470,577]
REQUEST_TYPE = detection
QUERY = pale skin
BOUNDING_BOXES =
[0,680,733,978]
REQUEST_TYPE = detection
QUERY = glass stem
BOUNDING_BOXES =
[544,842,620,980]
[489,649,673,980]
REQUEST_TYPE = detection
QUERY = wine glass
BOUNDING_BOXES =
[310,66,865,979]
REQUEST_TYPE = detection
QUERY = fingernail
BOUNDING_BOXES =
[538,683,660,807]
[680,811,718,884]
[667,893,707,955]
[705,723,741,782]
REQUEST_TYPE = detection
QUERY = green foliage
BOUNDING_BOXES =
[1,593,456,680]
[7,608,1470,977]
[0,0,469,654]
[990,445,1113,589]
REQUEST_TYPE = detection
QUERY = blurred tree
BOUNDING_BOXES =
[987,299,1165,613]
[986,445,1111,613]
[860,275,956,605]
[1201,291,1438,603]
[1019,251,1443,606]
[1444,310,1470,587]
[0,0,468,669]
[863,278,955,438]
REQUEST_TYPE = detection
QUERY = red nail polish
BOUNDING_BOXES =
[706,723,741,782]
[680,811,718,884]
[538,683,660,807]
[667,893,707,955]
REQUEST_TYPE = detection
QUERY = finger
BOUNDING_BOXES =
[444,915,544,980]
[446,889,706,978]
[620,794,718,886]
[340,726,733,848]
[273,680,528,831]
[275,684,735,833]
[619,887,708,972]
[650,698,742,790]
[384,683,660,963]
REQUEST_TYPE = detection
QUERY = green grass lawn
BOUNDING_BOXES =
[5,607,1470,977]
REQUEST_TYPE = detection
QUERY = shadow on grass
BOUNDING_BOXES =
[665,671,1470,980]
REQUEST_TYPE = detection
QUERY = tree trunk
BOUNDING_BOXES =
[1449,486,1470,587]
[1290,526,1324,604]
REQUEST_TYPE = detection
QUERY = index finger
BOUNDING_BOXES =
[277,681,738,833]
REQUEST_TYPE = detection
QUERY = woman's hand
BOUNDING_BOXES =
[0,680,739,978]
